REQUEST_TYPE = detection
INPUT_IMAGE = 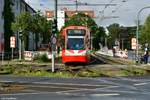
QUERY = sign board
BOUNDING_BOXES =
[24,51,33,61]
[131,38,137,50]
[115,40,119,46]
[51,36,57,45]
[10,36,16,48]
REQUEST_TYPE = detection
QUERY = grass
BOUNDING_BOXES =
[122,67,147,76]
[1,63,150,77]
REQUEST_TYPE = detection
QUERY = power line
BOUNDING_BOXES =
[58,1,117,12]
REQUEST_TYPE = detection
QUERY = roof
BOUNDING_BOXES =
[45,10,95,18]
[22,0,36,13]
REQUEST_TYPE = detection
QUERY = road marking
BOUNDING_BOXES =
[56,88,89,93]
[134,82,150,86]
[32,82,110,87]
[91,93,120,96]
[56,85,118,93]
[98,86,119,90]
[97,89,138,94]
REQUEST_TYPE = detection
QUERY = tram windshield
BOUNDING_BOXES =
[67,36,84,50]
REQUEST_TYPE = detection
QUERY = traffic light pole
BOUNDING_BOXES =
[51,0,58,72]
[19,30,22,61]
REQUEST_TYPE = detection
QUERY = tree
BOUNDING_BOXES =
[93,26,106,50]
[65,12,98,36]
[140,15,150,49]
[107,23,121,48]
[3,0,14,52]
[29,12,52,48]
[12,12,52,51]
[12,12,32,51]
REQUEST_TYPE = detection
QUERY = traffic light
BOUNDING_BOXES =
[19,31,23,39]
[52,19,57,34]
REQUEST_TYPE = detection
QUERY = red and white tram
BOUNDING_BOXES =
[61,26,91,63]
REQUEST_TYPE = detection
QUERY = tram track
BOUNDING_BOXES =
[0,52,133,77]
[92,53,129,65]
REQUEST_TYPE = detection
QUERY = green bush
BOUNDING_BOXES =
[34,53,49,62]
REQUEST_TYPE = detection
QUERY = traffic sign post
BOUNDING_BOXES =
[51,0,58,73]
[131,38,137,63]
[10,36,16,60]
[51,19,57,72]
[51,35,57,72]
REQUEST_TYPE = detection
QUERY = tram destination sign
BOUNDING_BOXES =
[67,29,85,36]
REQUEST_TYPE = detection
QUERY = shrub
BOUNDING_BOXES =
[34,53,49,62]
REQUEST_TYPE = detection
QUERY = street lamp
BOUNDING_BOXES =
[136,6,150,63]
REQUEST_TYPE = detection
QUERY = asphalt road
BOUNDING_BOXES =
[1,75,150,100]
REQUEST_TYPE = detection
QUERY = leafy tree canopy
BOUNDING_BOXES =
[65,12,98,36]
[12,12,52,43]
[107,23,121,48]
[140,15,150,49]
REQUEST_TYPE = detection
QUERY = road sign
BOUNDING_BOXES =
[51,36,57,45]
[131,38,136,50]
[10,36,16,48]
[115,40,119,46]
[24,51,33,61]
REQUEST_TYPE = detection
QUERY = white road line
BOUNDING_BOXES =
[56,85,118,93]
[97,89,138,94]
[91,93,120,96]
[134,82,150,86]
[98,86,119,90]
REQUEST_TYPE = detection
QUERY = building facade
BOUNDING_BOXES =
[0,0,4,53]
[0,0,36,54]
[45,10,95,31]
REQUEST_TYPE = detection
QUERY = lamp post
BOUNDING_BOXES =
[136,6,150,63]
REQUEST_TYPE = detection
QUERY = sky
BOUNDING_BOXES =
[25,0,150,27]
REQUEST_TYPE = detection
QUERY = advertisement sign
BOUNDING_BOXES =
[10,36,16,48]
[131,38,137,50]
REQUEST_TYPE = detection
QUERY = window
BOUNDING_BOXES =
[67,37,84,50]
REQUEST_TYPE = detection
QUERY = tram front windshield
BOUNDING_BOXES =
[67,37,84,50]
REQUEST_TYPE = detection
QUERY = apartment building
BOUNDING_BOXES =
[0,0,36,53]
[0,0,4,53]
[45,10,95,31]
